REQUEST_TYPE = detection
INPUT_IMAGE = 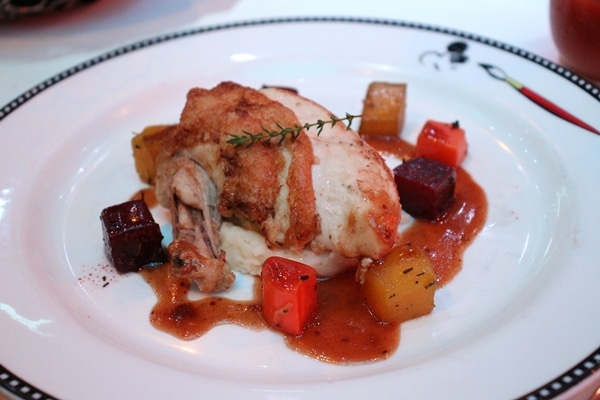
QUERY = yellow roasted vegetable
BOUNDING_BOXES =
[361,243,436,323]
[131,124,174,185]
[358,81,407,137]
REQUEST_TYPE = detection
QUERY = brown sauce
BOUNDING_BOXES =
[138,136,487,364]
[286,270,399,363]
[368,137,488,285]
[140,265,265,339]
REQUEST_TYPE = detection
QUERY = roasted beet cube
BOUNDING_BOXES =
[100,199,166,273]
[393,157,456,220]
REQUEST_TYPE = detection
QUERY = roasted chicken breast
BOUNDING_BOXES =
[154,81,401,292]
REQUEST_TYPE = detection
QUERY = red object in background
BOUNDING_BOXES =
[550,0,600,83]
[261,256,318,336]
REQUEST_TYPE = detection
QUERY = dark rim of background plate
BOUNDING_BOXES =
[0,16,598,400]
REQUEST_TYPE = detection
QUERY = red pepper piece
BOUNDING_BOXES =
[261,256,318,336]
[416,120,468,168]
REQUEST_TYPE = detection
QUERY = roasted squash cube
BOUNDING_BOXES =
[361,243,436,323]
[131,124,174,185]
[261,256,318,336]
[416,120,468,168]
[358,82,407,137]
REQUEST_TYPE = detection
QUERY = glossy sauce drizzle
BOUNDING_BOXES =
[139,137,487,364]
[368,137,488,285]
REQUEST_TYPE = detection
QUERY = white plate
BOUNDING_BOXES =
[1,17,599,400]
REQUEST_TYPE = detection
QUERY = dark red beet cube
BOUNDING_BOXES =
[393,157,456,220]
[100,199,166,273]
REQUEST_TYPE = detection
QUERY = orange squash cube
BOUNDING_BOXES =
[361,243,436,323]
[358,82,407,137]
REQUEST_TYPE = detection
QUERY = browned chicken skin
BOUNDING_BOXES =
[154,81,401,292]
[155,82,319,291]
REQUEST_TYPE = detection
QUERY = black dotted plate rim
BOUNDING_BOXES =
[0,16,599,400]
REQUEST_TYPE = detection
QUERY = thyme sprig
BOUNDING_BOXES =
[226,113,362,147]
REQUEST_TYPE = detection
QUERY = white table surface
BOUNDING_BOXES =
[1,0,560,108]
[0,1,597,399]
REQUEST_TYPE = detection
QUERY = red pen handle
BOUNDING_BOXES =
[505,77,600,135]
[521,86,600,135]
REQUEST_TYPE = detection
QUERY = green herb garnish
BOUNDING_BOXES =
[226,113,361,147]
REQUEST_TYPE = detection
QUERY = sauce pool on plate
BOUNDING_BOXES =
[138,136,488,364]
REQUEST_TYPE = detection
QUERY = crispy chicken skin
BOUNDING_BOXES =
[155,81,318,291]
[158,81,319,250]
[261,87,401,260]
[154,81,401,292]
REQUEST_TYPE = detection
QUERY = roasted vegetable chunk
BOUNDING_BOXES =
[261,256,318,336]
[100,199,166,273]
[132,124,175,185]
[416,120,467,168]
[358,81,407,137]
[361,243,436,323]
[393,157,456,220]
